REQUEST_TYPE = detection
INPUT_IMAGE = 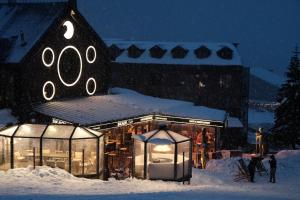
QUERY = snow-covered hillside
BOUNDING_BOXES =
[78,0,300,75]
[0,150,299,200]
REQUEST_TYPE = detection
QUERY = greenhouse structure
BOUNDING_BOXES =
[0,124,104,178]
[133,126,192,181]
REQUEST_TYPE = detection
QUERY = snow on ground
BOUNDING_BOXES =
[248,108,274,130]
[0,150,299,200]
[0,109,18,128]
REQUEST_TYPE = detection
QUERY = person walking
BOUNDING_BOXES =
[248,157,256,182]
[269,155,277,183]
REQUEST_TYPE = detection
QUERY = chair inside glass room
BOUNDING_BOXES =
[133,125,192,181]
[0,124,104,178]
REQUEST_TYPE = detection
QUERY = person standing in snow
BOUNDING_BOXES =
[248,157,256,182]
[269,155,277,183]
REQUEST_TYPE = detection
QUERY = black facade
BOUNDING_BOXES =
[0,2,110,115]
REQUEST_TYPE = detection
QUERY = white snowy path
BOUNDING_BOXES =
[0,150,299,200]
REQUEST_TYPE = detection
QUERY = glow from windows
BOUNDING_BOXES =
[57,45,82,87]
[86,46,97,63]
[42,81,55,101]
[86,78,97,95]
[42,47,55,67]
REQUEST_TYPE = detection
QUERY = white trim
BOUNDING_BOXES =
[86,78,97,95]
[42,81,55,101]
[57,46,82,87]
[42,47,55,67]
[86,46,97,63]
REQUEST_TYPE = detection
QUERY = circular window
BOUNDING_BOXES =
[86,46,97,63]
[86,78,97,95]
[42,47,55,67]
[57,46,82,87]
[42,81,55,101]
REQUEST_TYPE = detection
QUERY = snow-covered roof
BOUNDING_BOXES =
[0,109,18,128]
[227,117,243,128]
[33,88,228,125]
[250,67,285,87]
[0,2,66,63]
[105,39,242,66]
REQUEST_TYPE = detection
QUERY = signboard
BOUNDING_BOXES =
[88,114,224,131]
[52,118,72,125]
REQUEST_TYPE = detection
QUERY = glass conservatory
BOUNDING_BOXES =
[0,124,104,178]
[132,125,192,181]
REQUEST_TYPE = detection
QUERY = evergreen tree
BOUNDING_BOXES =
[272,47,300,149]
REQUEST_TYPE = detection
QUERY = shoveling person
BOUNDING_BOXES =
[269,155,277,183]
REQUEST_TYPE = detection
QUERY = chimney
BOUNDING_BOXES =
[233,43,239,48]
[69,0,77,10]
[20,31,27,47]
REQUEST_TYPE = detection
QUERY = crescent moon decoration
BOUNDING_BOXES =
[63,21,74,40]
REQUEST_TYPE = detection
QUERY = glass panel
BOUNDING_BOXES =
[43,125,75,139]
[71,139,97,175]
[134,140,144,178]
[86,128,103,137]
[72,128,95,139]
[147,143,175,180]
[14,138,40,168]
[141,130,157,140]
[15,124,46,138]
[0,125,18,137]
[0,136,11,171]
[42,139,69,171]
[177,141,190,179]
[150,130,173,141]
[168,130,189,142]
[99,136,104,178]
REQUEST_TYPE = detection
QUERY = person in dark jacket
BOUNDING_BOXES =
[269,155,277,183]
[248,157,256,182]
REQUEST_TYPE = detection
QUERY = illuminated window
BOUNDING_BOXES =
[57,46,82,87]
[42,47,55,67]
[86,46,97,63]
[42,81,55,101]
[86,78,97,95]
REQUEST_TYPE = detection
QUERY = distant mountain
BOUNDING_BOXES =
[250,68,285,102]
[78,0,300,75]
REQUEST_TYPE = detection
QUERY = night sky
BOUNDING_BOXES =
[78,0,300,75]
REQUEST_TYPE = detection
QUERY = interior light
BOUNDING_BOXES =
[63,21,74,40]
[57,45,82,87]
[153,144,171,152]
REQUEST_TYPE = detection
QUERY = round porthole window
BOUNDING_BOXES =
[42,47,55,67]
[86,46,97,63]
[42,81,55,101]
[86,78,97,95]
[57,45,82,87]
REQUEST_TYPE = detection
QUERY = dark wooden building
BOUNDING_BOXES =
[0,0,110,117]
[107,40,249,131]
